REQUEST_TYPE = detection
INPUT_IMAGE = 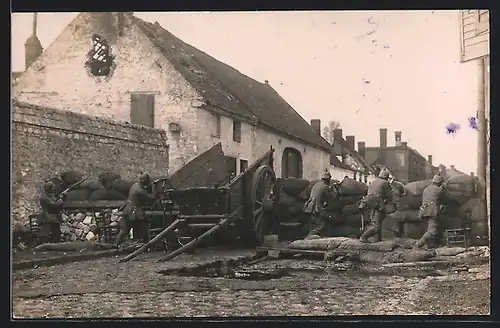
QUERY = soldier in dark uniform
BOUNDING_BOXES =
[303,171,337,238]
[38,181,64,244]
[414,174,449,249]
[114,172,156,247]
[359,170,393,243]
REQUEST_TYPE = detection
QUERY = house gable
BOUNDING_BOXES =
[129,14,331,152]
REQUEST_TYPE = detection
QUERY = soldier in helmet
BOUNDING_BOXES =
[38,181,65,244]
[359,170,393,243]
[414,174,450,249]
[303,170,337,238]
[114,172,156,247]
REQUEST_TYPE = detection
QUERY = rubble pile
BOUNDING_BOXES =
[60,209,121,243]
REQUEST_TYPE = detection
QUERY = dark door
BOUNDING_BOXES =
[282,147,303,178]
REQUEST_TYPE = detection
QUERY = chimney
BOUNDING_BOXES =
[401,142,408,147]
[333,128,343,140]
[395,131,402,147]
[358,141,366,159]
[346,135,355,150]
[470,172,475,177]
[264,80,269,84]
[450,165,455,170]
[310,119,321,135]
[379,128,387,148]
[427,155,433,165]
[24,12,43,71]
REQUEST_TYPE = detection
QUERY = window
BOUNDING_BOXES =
[224,156,237,178]
[130,93,155,127]
[281,148,303,178]
[396,152,405,167]
[233,119,242,143]
[240,159,249,174]
[212,114,221,138]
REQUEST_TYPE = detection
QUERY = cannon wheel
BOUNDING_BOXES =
[251,165,276,245]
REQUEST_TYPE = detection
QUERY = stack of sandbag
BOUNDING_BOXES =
[404,180,432,197]
[277,178,310,221]
[458,197,488,240]
[445,174,478,205]
[287,237,435,264]
[58,170,92,201]
[336,177,368,224]
[49,170,133,202]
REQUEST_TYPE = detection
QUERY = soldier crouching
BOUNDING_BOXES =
[413,174,449,250]
[359,170,393,243]
[114,172,156,247]
[303,171,337,238]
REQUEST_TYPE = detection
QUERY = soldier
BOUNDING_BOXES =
[413,174,449,250]
[114,172,156,247]
[38,181,64,244]
[303,171,337,238]
[359,170,393,243]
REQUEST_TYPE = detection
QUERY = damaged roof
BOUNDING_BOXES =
[129,14,331,151]
[333,137,375,174]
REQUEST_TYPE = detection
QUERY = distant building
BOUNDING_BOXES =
[328,129,378,184]
[363,129,433,183]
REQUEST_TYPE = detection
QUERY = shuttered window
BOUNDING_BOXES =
[233,120,242,143]
[130,93,155,128]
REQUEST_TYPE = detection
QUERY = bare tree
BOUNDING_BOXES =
[321,120,341,144]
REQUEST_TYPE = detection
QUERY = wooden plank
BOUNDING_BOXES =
[169,142,230,189]
[462,41,489,62]
[464,33,489,47]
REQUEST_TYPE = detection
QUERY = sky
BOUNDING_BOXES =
[11,11,484,175]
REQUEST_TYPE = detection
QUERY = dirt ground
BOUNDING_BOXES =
[11,249,491,318]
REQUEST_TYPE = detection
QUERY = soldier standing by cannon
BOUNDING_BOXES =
[303,171,337,238]
[358,170,393,243]
[114,172,156,247]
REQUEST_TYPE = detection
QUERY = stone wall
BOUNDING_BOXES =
[12,100,169,231]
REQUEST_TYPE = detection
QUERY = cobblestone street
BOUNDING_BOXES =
[12,250,491,318]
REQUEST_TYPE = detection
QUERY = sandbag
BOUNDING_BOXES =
[391,180,405,197]
[404,180,432,196]
[99,171,122,188]
[89,188,127,201]
[60,170,85,185]
[470,221,489,240]
[281,178,310,197]
[64,189,92,201]
[78,179,104,191]
[337,195,363,207]
[338,178,368,197]
[396,194,422,211]
[445,174,477,198]
[287,237,337,251]
[332,238,397,252]
[387,210,421,223]
[111,179,136,196]
[48,176,67,195]
[384,202,397,214]
[278,189,305,215]
[341,202,361,215]
[434,247,467,257]
[299,179,319,200]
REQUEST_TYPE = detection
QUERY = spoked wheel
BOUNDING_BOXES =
[251,165,276,245]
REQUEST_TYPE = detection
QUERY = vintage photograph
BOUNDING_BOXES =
[11,10,490,318]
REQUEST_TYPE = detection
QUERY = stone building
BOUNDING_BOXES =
[13,12,331,179]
